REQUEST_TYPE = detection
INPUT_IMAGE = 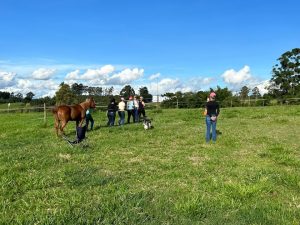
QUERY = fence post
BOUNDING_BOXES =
[8,103,10,113]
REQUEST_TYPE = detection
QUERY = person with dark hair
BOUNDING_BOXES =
[107,98,118,126]
[138,96,146,119]
[205,92,220,143]
[133,96,139,123]
[85,108,94,131]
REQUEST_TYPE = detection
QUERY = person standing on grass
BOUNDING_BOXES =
[133,96,139,122]
[107,98,118,126]
[85,107,94,131]
[126,96,134,123]
[138,96,146,119]
[118,97,126,125]
[205,92,220,143]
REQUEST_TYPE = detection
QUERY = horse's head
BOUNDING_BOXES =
[86,97,96,108]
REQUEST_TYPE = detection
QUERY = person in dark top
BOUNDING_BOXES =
[138,96,146,119]
[85,107,94,131]
[205,92,220,143]
[107,98,118,126]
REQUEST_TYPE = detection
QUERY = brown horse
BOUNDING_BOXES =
[53,98,96,136]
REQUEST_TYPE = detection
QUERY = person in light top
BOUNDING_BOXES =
[126,96,134,124]
[118,97,126,125]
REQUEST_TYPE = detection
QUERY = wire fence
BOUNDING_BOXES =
[0,98,299,114]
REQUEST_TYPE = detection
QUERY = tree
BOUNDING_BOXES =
[239,86,250,99]
[214,86,232,102]
[55,82,76,105]
[270,48,300,97]
[162,92,175,98]
[120,85,135,99]
[71,83,87,96]
[24,92,35,103]
[107,86,114,96]
[251,87,261,99]
[14,93,24,102]
[139,86,153,102]
[87,86,103,96]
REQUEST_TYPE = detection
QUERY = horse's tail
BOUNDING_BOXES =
[52,106,60,136]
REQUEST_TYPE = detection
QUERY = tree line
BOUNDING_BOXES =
[0,48,299,107]
[54,83,153,106]
[0,83,154,106]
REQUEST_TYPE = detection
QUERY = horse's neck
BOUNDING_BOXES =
[79,102,89,110]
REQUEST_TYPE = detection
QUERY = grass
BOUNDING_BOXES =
[0,106,300,224]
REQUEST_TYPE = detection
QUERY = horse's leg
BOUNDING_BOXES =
[55,120,60,136]
[60,121,68,135]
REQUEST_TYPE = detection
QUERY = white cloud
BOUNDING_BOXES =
[107,68,144,85]
[0,71,17,88]
[149,73,160,80]
[187,77,214,91]
[32,68,56,80]
[65,69,81,80]
[81,64,114,80]
[148,78,185,95]
[12,79,59,97]
[255,80,270,95]
[222,65,252,85]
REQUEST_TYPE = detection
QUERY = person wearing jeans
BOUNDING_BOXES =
[85,108,94,131]
[107,98,118,126]
[133,96,139,123]
[205,92,220,143]
[138,96,146,119]
[206,115,217,142]
[126,96,134,123]
[118,97,126,125]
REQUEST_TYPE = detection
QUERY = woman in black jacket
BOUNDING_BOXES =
[205,92,220,143]
[107,98,118,126]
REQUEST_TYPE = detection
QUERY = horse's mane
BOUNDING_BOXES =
[79,98,95,110]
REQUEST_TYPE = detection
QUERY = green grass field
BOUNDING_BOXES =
[0,106,300,224]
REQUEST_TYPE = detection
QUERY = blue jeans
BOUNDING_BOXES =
[134,108,139,123]
[107,111,116,126]
[86,114,94,130]
[118,111,125,125]
[206,115,217,142]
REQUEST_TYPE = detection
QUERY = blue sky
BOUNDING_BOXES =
[0,0,299,97]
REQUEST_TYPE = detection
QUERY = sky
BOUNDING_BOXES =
[0,0,299,97]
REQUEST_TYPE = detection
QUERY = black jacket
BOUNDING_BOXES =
[107,102,118,112]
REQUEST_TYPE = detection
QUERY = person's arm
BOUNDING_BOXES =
[216,103,220,116]
[203,102,208,115]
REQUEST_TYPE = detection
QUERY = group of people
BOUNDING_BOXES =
[85,96,146,129]
[84,92,220,144]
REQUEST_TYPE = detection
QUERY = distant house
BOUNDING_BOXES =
[152,95,166,103]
